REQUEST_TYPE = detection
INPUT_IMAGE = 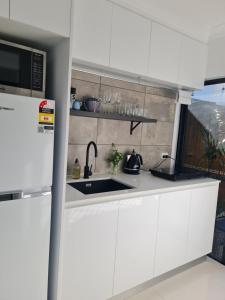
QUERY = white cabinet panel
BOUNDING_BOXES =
[148,22,181,84]
[155,190,191,277]
[61,202,119,300]
[10,0,71,36]
[110,5,151,75]
[73,0,112,66]
[114,195,159,295]
[0,0,9,18]
[187,185,219,262]
[178,36,208,89]
[206,37,225,80]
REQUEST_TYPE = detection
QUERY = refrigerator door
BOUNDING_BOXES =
[0,94,54,193]
[0,193,51,300]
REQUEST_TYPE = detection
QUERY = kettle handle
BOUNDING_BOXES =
[138,154,143,165]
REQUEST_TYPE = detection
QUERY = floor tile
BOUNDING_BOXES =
[154,259,225,300]
[128,287,164,300]
[127,259,225,300]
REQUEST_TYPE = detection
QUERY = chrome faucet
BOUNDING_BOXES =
[84,141,98,179]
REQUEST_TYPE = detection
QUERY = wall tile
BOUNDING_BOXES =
[117,123,142,145]
[140,145,172,170]
[141,123,157,145]
[144,94,176,122]
[141,122,174,146]
[67,144,96,176]
[101,76,145,93]
[71,69,100,83]
[97,119,142,145]
[71,79,100,99]
[68,70,177,175]
[69,116,98,145]
[146,85,177,99]
[95,145,112,174]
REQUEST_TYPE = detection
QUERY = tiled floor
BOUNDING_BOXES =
[128,259,225,300]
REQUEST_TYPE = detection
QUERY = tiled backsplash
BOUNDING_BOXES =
[67,70,177,175]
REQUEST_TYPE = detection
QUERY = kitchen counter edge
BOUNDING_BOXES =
[65,172,220,209]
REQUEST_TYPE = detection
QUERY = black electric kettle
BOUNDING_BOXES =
[123,149,143,175]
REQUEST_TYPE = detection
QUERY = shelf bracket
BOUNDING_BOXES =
[130,121,141,135]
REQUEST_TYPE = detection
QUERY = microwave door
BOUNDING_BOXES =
[0,93,54,193]
[0,42,32,94]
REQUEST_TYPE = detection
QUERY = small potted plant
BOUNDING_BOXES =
[107,143,123,175]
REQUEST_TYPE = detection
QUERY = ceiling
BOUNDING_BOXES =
[113,0,225,42]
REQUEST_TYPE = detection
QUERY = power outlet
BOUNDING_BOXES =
[161,152,169,159]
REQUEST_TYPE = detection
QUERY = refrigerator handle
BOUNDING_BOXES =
[0,192,23,202]
[22,191,51,199]
[0,106,15,111]
[0,190,51,202]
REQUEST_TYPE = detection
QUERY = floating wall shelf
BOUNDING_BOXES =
[70,109,157,135]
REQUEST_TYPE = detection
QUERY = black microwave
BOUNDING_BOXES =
[0,40,46,98]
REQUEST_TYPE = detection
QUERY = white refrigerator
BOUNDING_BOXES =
[0,93,55,300]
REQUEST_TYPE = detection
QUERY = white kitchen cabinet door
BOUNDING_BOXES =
[148,22,181,84]
[206,37,225,80]
[61,202,119,300]
[73,0,112,66]
[178,36,208,89]
[110,5,151,75]
[113,196,159,295]
[0,0,9,18]
[10,0,71,36]
[154,190,191,277]
[187,185,219,262]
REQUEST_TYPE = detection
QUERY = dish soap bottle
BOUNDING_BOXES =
[70,87,76,109]
[72,158,81,179]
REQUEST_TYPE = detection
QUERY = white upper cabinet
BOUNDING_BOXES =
[113,196,159,295]
[61,202,119,300]
[73,0,112,66]
[178,36,208,89]
[110,5,151,75]
[0,0,9,18]
[206,36,225,80]
[148,22,181,84]
[70,2,208,88]
[10,0,71,36]
[154,190,191,277]
[187,185,219,262]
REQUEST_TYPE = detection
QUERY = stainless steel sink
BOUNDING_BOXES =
[68,178,134,195]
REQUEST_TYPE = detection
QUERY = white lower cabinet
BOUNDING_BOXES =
[187,185,219,262]
[61,201,119,300]
[113,195,159,295]
[154,185,219,277]
[61,183,219,299]
[154,190,191,277]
